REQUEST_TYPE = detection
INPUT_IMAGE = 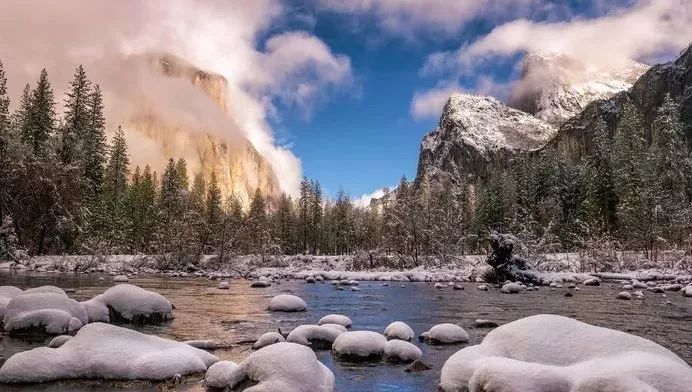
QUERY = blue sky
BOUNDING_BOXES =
[263,0,664,200]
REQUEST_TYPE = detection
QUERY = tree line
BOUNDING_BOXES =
[0,61,690,269]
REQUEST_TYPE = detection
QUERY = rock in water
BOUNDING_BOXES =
[617,291,632,300]
[405,359,432,373]
[318,314,352,328]
[383,340,422,364]
[113,275,129,283]
[81,284,173,324]
[250,280,271,288]
[583,278,600,286]
[332,331,387,361]
[48,335,72,348]
[286,325,342,350]
[204,361,243,389]
[268,294,307,312]
[204,342,333,392]
[474,319,498,328]
[0,323,218,383]
[420,324,469,345]
[501,282,522,294]
[4,290,88,335]
[383,321,415,341]
[252,332,285,350]
[439,314,692,392]
[218,281,230,290]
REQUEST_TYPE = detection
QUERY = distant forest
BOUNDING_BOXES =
[0,62,690,269]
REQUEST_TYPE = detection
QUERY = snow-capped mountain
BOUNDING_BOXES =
[416,93,556,186]
[509,52,648,126]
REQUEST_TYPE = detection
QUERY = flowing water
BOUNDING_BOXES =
[0,271,690,392]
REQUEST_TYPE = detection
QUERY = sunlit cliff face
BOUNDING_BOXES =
[122,54,281,205]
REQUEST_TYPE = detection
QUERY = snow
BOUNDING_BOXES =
[268,294,307,312]
[204,361,243,389]
[251,280,271,288]
[321,323,348,333]
[0,286,23,319]
[185,340,217,349]
[332,331,387,361]
[0,322,218,382]
[383,321,415,341]
[218,281,230,289]
[420,323,469,345]
[253,332,286,350]
[219,342,334,392]
[383,340,422,364]
[500,282,522,294]
[48,335,72,348]
[113,275,129,282]
[286,325,343,349]
[3,291,88,334]
[439,314,692,392]
[617,291,632,300]
[24,285,66,295]
[318,314,352,328]
[683,285,692,297]
[81,284,173,323]
[583,278,601,286]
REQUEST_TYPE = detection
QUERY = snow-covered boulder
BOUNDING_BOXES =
[185,339,217,349]
[208,342,334,392]
[3,291,88,335]
[332,331,387,361]
[218,281,230,290]
[477,284,488,291]
[113,275,129,283]
[0,323,218,382]
[251,280,271,288]
[683,285,692,297]
[321,323,348,333]
[82,284,173,324]
[268,294,307,312]
[318,314,352,328]
[439,314,692,392]
[253,332,286,350]
[583,278,600,286]
[24,285,66,295]
[383,340,422,364]
[500,282,522,294]
[383,321,415,341]
[420,324,469,345]
[0,286,23,320]
[286,325,343,349]
[617,291,632,300]
[48,335,72,348]
[204,361,243,389]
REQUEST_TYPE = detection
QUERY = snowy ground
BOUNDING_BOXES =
[5,253,690,285]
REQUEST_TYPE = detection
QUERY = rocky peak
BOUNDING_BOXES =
[416,93,556,186]
[510,51,648,126]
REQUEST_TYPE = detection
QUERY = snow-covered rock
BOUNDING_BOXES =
[0,323,218,382]
[332,331,387,361]
[204,360,243,389]
[477,284,488,291]
[383,321,415,341]
[212,342,334,392]
[321,324,348,333]
[317,314,353,328]
[218,281,230,289]
[617,291,632,300]
[420,324,469,345]
[286,325,342,349]
[48,335,72,348]
[113,275,129,283]
[474,319,499,328]
[268,294,307,312]
[439,314,692,392]
[253,332,286,350]
[3,290,88,335]
[383,339,423,364]
[185,339,217,349]
[500,282,522,294]
[682,285,692,297]
[81,284,173,324]
[583,278,600,286]
[0,286,23,319]
[251,280,271,288]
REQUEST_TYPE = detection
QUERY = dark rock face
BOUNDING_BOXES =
[550,44,692,161]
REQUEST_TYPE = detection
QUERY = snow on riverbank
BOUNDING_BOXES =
[2,253,690,285]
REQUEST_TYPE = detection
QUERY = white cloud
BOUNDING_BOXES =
[410,84,460,119]
[424,0,692,76]
[353,188,386,208]
[0,0,353,195]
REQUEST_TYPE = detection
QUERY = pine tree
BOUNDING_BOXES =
[649,94,689,251]
[160,158,181,215]
[247,188,268,255]
[310,180,323,254]
[582,118,617,234]
[83,84,107,199]
[0,60,9,138]
[59,65,91,165]
[25,69,55,156]
[297,177,311,253]
[273,192,295,254]
[103,126,130,201]
[175,158,189,191]
[0,60,11,221]
[205,172,222,237]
